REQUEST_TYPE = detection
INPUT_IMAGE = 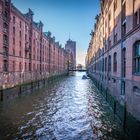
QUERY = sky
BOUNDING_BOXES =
[12,0,100,66]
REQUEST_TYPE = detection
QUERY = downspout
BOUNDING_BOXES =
[120,0,126,129]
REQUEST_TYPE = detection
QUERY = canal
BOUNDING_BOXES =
[0,72,128,140]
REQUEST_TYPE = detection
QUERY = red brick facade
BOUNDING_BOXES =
[86,0,140,121]
[0,0,68,88]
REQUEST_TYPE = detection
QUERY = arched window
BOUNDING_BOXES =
[113,52,117,72]
[3,34,8,45]
[122,48,126,77]
[105,57,107,72]
[133,41,140,74]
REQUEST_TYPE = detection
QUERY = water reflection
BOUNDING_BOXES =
[0,72,128,140]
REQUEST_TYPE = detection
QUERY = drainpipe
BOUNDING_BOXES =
[120,0,123,96]
[120,0,127,129]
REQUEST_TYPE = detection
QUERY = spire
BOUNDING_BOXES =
[69,32,71,41]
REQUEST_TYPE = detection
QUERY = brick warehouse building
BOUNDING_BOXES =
[86,0,140,138]
[0,0,68,89]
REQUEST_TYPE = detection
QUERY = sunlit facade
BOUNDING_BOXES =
[0,0,68,88]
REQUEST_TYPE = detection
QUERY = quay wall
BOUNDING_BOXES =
[0,73,67,102]
[88,73,140,140]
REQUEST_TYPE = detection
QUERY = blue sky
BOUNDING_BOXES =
[12,0,100,66]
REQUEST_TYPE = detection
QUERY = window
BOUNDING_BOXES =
[114,0,117,11]
[113,78,116,83]
[3,60,8,72]
[13,61,15,71]
[108,38,111,49]
[25,51,28,58]
[3,35,8,45]
[4,11,8,20]
[105,57,107,72]
[13,16,15,24]
[13,27,15,35]
[139,9,140,24]
[113,52,117,72]
[20,31,22,38]
[19,41,21,47]
[5,0,9,6]
[133,86,140,93]
[13,48,15,55]
[20,21,22,28]
[122,48,126,77]
[121,81,125,95]
[13,38,15,45]
[134,11,138,27]
[108,13,111,21]
[19,62,22,71]
[108,55,111,72]
[3,47,8,57]
[19,50,21,57]
[133,41,140,74]
[114,33,117,44]
[122,22,126,37]
[3,22,8,33]
[102,58,104,72]
[122,1,126,36]
[114,17,117,27]
[25,25,27,32]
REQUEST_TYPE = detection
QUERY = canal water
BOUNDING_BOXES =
[0,72,128,140]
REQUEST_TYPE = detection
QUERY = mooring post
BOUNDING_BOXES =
[0,87,3,101]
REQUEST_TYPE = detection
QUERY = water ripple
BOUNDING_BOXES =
[0,72,128,140]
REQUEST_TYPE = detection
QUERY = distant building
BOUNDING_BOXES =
[65,39,76,70]
[76,64,83,70]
